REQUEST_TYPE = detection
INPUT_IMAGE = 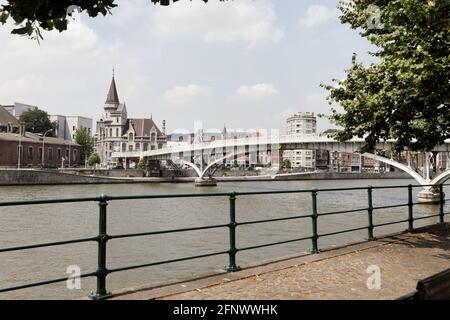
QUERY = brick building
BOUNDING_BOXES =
[0,131,81,168]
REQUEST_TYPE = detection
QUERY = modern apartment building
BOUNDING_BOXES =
[283,112,318,170]
[50,115,93,142]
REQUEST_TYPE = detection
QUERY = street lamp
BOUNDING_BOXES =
[41,128,53,168]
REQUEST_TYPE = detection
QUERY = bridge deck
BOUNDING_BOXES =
[110,223,450,300]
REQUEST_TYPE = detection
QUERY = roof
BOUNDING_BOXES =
[105,76,120,105]
[128,118,164,137]
[0,132,79,146]
[0,106,20,126]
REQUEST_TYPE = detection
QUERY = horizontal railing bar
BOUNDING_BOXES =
[0,183,448,208]
[108,250,229,274]
[0,272,96,293]
[0,197,100,207]
[413,214,441,221]
[318,207,368,216]
[372,203,408,210]
[237,214,311,226]
[109,223,230,240]
[107,192,232,201]
[0,236,98,253]
[238,236,312,252]
[319,226,368,238]
[373,219,409,228]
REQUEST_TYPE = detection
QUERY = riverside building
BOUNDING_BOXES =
[95,74,167,166]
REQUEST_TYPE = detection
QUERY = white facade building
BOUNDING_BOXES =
[95,74,167,166]
[50,115,93,141]
[283,112,317,169]
[2,102,36,118]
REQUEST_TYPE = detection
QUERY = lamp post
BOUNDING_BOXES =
[41,129,53,168]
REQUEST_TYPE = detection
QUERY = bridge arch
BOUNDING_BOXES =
[181,152,242,179]
[361,153,427,185]
[430,170,450,187]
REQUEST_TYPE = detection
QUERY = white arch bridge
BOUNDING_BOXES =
[112,136,450,202]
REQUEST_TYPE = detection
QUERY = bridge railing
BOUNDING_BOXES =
[0,183,449,299]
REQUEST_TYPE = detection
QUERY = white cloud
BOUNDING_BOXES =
[149,0,284,46]
[232,83,280,100]
[163,84,213,105]
[299,5,338,28]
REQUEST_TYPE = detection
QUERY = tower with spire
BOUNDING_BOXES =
[95,70,167,166]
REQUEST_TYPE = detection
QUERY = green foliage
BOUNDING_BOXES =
[322,0,450,152]
[74,127,93,163]
[0,0,229,40]
[267,161,272,168]
[232,160,238,168]
[137,158,146,170]
[19,107,54,134]
[282,158,291,169]
[87,152,101,167]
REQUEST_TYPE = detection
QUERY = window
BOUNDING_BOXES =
[143,143,148,151]
[129,132,134,141]
[28,147,33,160]
[73,149,77,161]
[73,126,76,131]
[109,128,112,137]
[135,143,140,151]
[116,128,119,137]
[66,149,69,159]
[39,147,43,161]
[151,132,156,142]
[128,145,134,151]
[48,148,53,161]
[122,143,126,152]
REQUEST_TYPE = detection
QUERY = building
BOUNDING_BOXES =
[283,112,318,170]
[1,102,36,118]
[0,105,21,133]
[95,74,167,166]
[50,115,93,141]
[0,131,81,168]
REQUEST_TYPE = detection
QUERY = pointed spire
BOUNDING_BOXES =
[105,69,120,105]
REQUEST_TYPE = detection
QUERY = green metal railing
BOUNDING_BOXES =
[0,183,449,299]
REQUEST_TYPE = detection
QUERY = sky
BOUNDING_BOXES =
[0,0,375,134]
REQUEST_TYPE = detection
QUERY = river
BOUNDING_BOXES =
[0,179,448,299]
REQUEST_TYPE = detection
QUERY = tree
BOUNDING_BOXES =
[137,158,146,170]
[19,107,54,134]
[74,127,93,164]
[282,159,291,169]
[0,0,226,41]
[87,152,101,172]
[322,0,450,152]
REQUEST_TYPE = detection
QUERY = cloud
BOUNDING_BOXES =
[163,84,213,105]
[231,83,280,100]
[148,0,284,46]
[299,5,338,28]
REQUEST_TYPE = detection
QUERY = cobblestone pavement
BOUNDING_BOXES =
[110,224,450,300]
[157,226,450,300]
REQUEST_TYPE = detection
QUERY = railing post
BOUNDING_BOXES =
[367,186,375,241]
[408,184,414,232]
[310,190,319,253]
[439,184,445,224]
[226,192,241,272]
[89,194,110,299]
